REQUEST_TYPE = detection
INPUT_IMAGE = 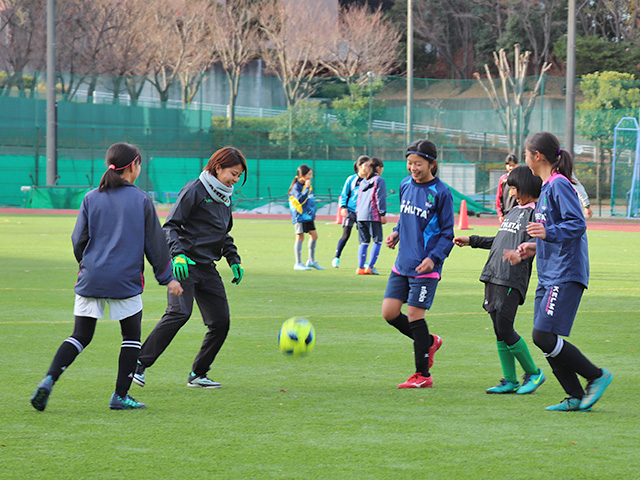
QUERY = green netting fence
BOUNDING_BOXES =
[1,72,639,217]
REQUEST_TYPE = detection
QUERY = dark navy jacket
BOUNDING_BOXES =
[164,179,241,267]
[72,184,173,299]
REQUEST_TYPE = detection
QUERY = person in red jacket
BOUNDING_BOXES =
[496,153,518,223]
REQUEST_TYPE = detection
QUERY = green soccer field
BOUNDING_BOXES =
[1,214,639,479]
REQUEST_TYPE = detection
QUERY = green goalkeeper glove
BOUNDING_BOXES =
[231,263,243,285]
[173,254,195,281]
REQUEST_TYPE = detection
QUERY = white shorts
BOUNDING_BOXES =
[74,294,143,321]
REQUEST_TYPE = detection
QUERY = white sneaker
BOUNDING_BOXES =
[306,260,324,270]
[294,263,311,271]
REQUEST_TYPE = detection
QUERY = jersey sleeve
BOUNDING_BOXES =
[429,186,455,265]
[545,179,586,243]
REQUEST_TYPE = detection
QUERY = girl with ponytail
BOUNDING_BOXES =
[31,143,182,412]
[511,131,613,412]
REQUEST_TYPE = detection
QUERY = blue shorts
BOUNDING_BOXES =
[533,282,584,336]
[384,271,439,310]
[357,221,383,244]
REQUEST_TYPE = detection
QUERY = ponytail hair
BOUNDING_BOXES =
[526,132,575,183]
[288,164,312,194]
[99,143,141,192]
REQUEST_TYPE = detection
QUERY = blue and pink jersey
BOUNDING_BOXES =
[392,176,454,279]
[534,172,589,288]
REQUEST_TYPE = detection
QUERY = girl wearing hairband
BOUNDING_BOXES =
[382,139,454,389]
[511,131,612,411]
[133,146,247,390]
[31,143,183,412]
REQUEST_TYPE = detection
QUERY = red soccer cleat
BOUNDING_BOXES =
[398,373,433,389]
[429,334,443,369]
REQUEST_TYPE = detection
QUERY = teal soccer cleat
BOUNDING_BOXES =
[30,375,55,411]
[486,378,519,394]
[580,368,613,410]
[516,368,546,394]
[546,397,591,412]
[109,393,146,410]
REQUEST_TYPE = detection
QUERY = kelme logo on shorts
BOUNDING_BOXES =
[419,286,428,303]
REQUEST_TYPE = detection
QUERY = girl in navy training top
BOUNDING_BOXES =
[289,164,323,271]
[30,143,183,412]
[382,139,454,389]
[513,132,612,411]
[454,165,545,395]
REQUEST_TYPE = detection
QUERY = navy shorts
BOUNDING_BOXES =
[384,271,439,310]
[342,211,356,228]
[357,221,383,244]
[533,282,584,336]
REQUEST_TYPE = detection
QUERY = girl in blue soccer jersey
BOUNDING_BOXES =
[513,131,612,411]
[289,164,323,271]
[332,155,369,268]
[382,139,454,389]
[30,143,183,412]
[356,157,387,275]
[454,165,545,395]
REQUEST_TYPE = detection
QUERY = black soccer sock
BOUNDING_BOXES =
[388,313,413,339]
[46,316,97,381]
[552,339,601,382]
[115,312,142,398]
[46,339,83,381]
[409,319,430,376]
[545,355,585,399]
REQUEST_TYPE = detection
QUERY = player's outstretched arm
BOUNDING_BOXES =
[453,236,470,247]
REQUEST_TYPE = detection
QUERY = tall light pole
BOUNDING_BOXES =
[46,0,57,186]
[565,0,576,155]
[406,0,413,145]
[367,71,374,154]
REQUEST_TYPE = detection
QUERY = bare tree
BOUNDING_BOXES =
[144,0,212,105]
[506,0,564,72]
[0,0,46,95]
[319,4,400,85]
[474,44,552,156]
[258,0,329,108]
[413,0,476,80]
[207,0,260,128]
[98,0,151,105]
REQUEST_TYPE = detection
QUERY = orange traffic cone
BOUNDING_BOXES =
[457,200,469,230]
[333,207,342,225]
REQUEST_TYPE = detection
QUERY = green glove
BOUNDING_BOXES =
[231,263,243,285]
[173,254,195,281]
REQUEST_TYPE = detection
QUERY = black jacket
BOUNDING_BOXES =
[469,204,535,303]
[164,179,241,267]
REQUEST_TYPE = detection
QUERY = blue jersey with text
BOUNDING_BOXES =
[339,173,362,214]
[534,173,589,288]
[393,176,454,278]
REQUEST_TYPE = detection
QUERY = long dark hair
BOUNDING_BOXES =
[526,132,575,183]
[98,143,141,192]
[204,146,248,186]
[288,164,312,194]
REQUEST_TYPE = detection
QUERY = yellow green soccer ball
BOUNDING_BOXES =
[278,317,315,356]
